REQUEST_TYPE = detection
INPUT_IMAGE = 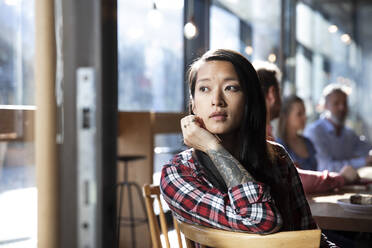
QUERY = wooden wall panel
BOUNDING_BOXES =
[117,111,185,248]
[117,112,153,248]
[151,112,185,134]
[0,108,35,141]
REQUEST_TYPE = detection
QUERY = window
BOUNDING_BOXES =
[210,4,240,51]
[210,0,281,63]
[153,133,186,183]
[117,0,184,112]
[0,0,35,105]
[0,0,36,247]
[295,1,370,133]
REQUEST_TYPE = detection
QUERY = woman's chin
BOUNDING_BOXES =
[206,126,236,135]
[205,127,224,135]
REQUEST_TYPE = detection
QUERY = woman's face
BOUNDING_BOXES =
[287,101,306,132]
[192,60,245,135]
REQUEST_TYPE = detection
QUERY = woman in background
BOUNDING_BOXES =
[277,95,317,171]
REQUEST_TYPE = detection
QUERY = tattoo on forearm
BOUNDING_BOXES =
[206,148,255,188]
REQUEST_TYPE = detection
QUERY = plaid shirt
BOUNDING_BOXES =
[160,142,317,234]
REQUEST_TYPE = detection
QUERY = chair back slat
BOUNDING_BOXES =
[156,194,171,248]
[172,216,183,248]
[143,184,162,248]
[177,219,321,248]
[143,184,184,248]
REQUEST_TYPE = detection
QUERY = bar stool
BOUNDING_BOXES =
[116,155,148,248]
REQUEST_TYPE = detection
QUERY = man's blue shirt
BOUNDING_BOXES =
[304,118,372,172]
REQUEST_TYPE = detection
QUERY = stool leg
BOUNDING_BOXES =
[128,183,136,248]
[117,183,124,248]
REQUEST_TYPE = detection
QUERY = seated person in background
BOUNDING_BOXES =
[254,62,358,194]
[277,95,317,171]
[161,49,336,247]
[304,83,372,172]
[277,95,359,193]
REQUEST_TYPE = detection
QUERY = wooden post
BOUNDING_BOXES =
[35,0,58,247]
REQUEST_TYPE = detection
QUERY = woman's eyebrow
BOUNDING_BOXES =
[223,77,239,82]
[197,76,238,83]
[196,78,211,83]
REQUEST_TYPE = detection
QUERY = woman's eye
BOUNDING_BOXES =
[225,85,240,91]
[199,86,209,92]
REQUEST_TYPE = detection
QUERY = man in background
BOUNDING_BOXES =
[252,61,281,140]
[304,84,372,172]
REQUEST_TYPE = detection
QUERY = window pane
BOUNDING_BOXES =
[210,5,240,51]
[0,0,35,105]
[295,1,372,140]
[0,1,36,247]
[117,0,184,112]
[210,0,281,63]
[0,141,36,247]
[153,133,185,184]
[249,0,281,62]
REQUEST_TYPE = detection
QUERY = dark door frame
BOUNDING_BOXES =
[58,0,117,247]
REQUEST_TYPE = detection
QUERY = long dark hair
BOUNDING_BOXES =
[187,49,282,190]
[278,95,304,145]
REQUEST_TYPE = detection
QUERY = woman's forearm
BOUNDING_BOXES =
[206,147,255,188]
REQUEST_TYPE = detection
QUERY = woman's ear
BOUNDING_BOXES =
[191,98,196,114]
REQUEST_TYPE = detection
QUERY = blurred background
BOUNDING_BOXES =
[1,0,372,247]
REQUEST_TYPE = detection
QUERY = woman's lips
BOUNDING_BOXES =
[209,112,227,121]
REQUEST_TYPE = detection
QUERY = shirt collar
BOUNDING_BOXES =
[321,117,344,134]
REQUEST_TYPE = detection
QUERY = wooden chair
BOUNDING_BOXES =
[142,184,184,248]
[177,220,321,248]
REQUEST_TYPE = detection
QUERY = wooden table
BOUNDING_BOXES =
[308,185,372,233]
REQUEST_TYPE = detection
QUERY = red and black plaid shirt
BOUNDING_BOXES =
[160,142,317,234]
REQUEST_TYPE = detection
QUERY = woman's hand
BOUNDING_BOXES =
[181,115,221,153]
[339,165,360,184]
[182,114,255,187]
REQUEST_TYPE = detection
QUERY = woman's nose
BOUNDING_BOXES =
[211,89,225,106]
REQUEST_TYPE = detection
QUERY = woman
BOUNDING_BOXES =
[277,95,358,193]
[160,49,336,246]
[277,96,317,171]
